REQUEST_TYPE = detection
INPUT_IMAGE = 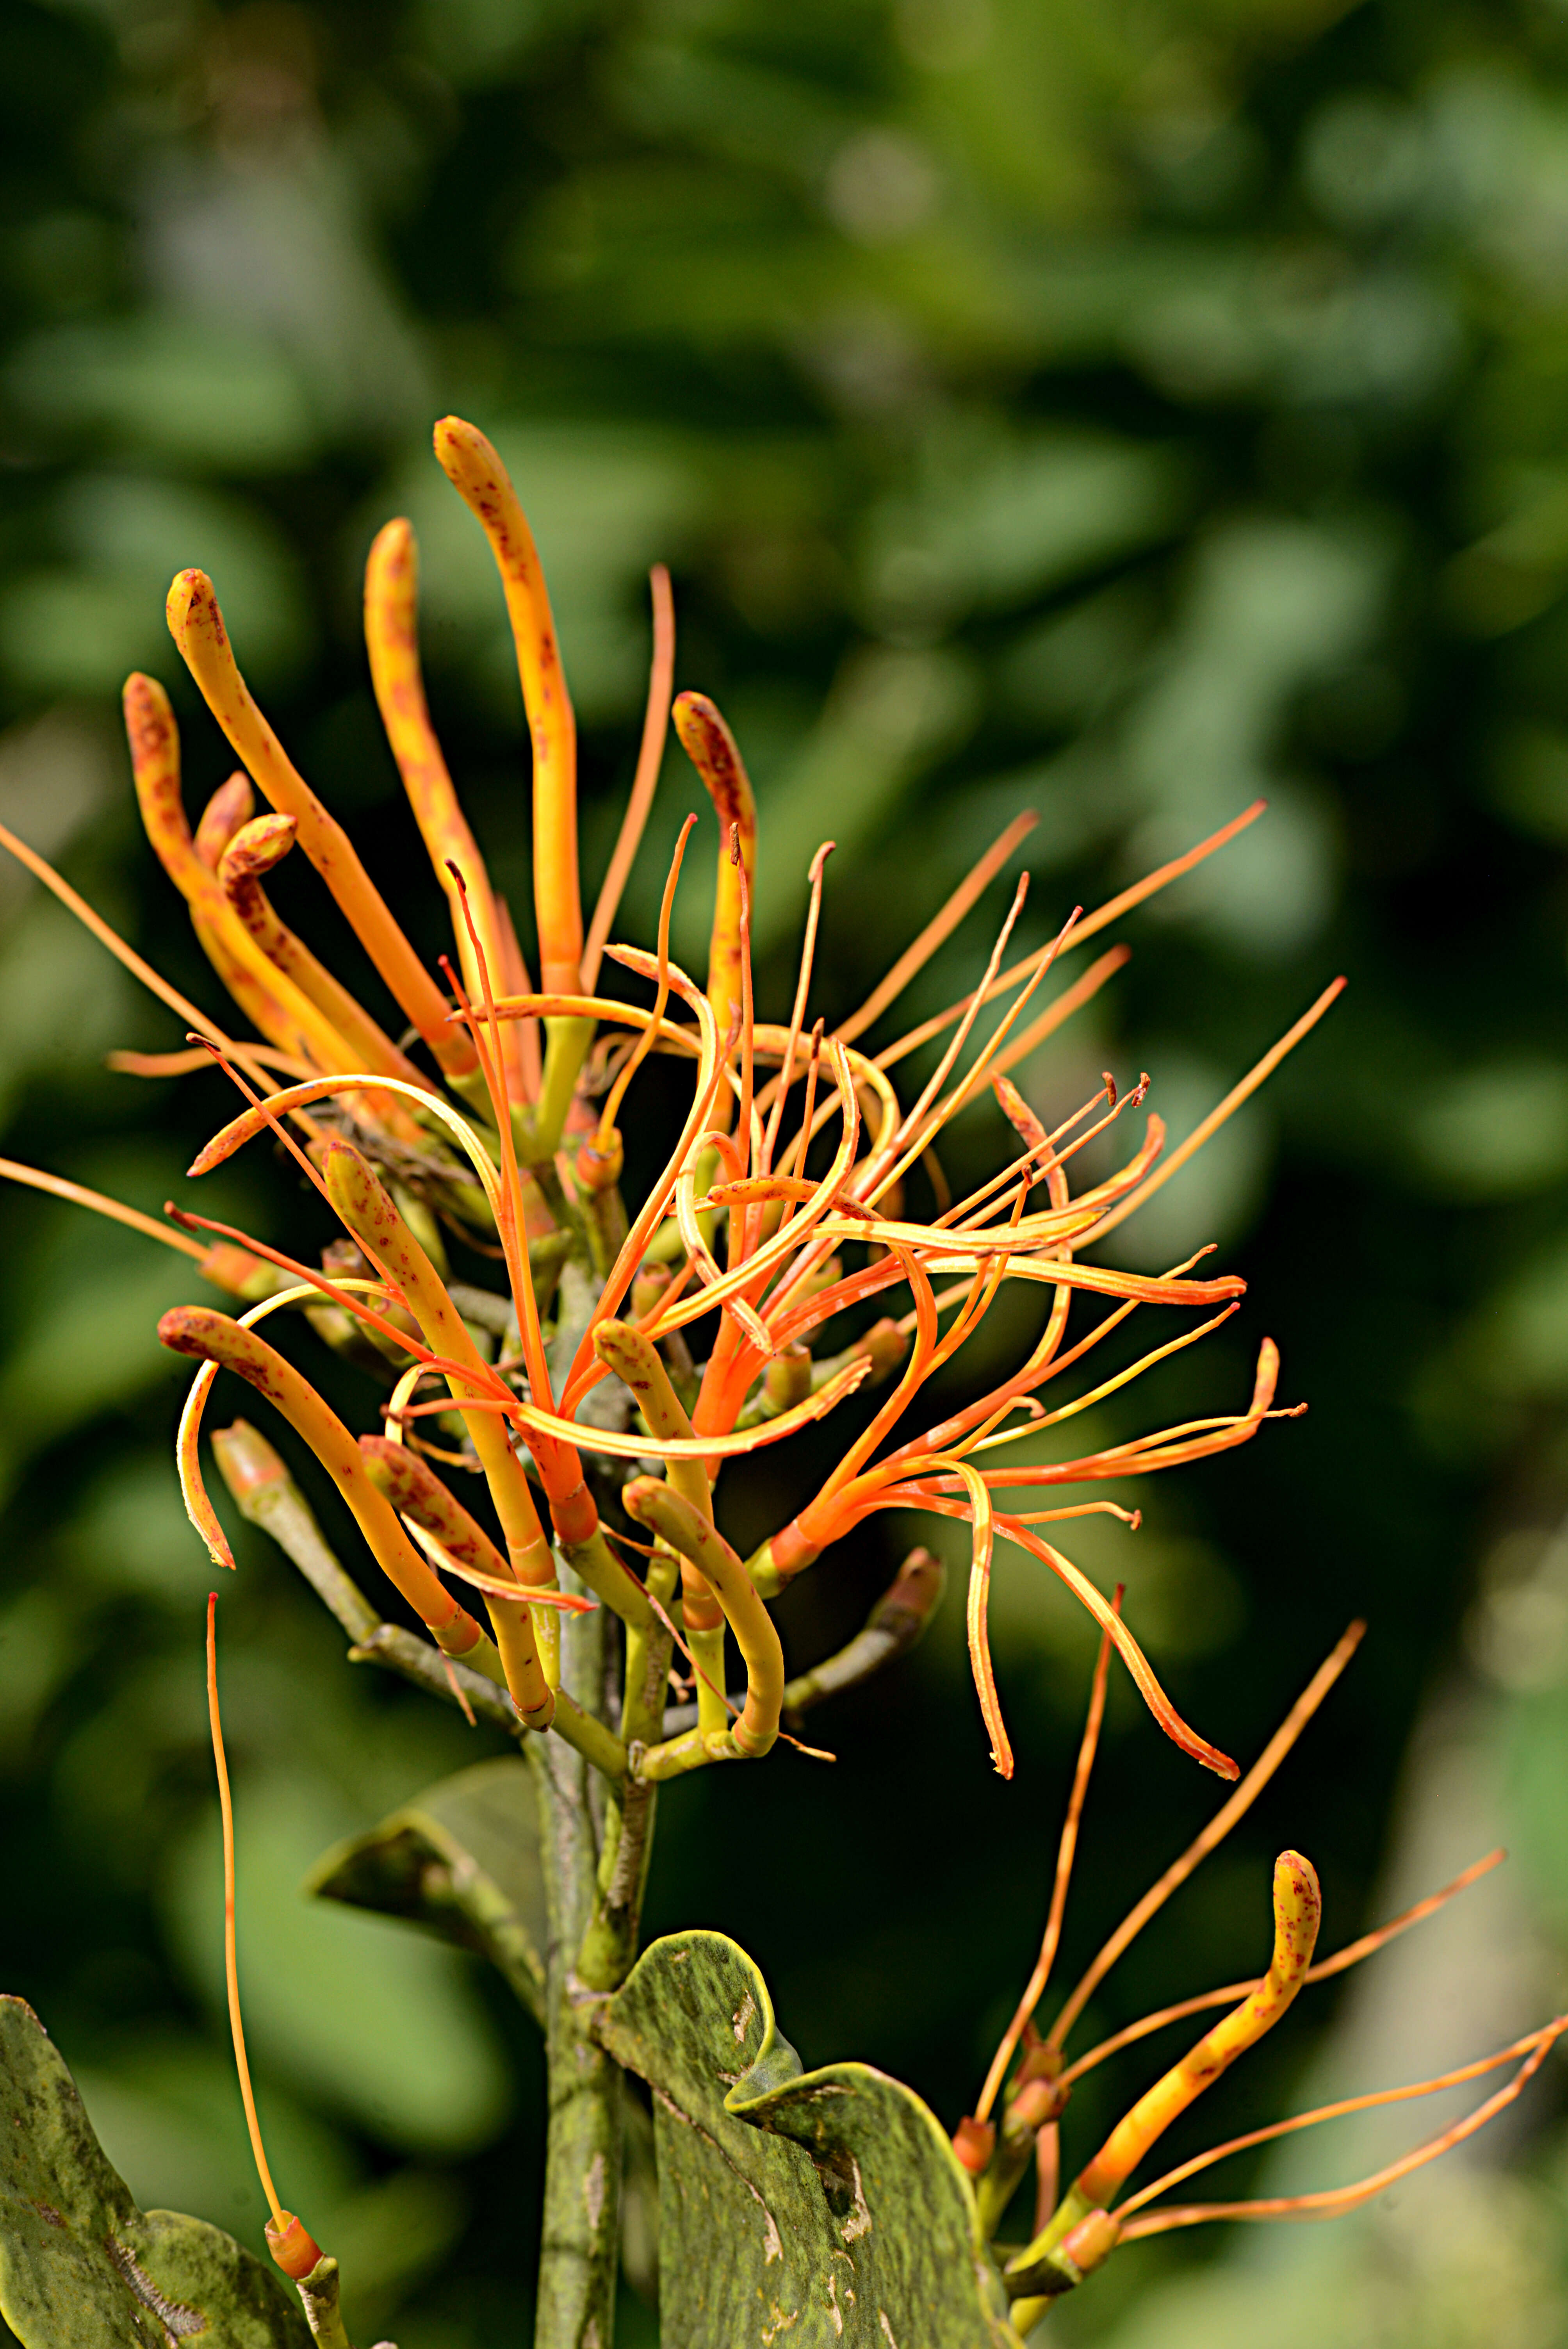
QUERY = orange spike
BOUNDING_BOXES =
[165,569,476,1076]
[1087,979,1347,1242]
[762,840,834,1176]
[836,810,1038,1048]
[873,801,1269,1078]
[432,418,580,994]
[672,690,757,1084]
[594,815,697,1152]
[363,517,515,1073]
[0,812,325,1134]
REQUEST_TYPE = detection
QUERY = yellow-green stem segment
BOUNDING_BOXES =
[622,1478,783,1759]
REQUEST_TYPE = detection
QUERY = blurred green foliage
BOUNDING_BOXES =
[7,0,1568,2339]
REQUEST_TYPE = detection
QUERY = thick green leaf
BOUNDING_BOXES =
[304,1758,547,2024]
[0,1994,308,2349]
[598,1932,1019,2348]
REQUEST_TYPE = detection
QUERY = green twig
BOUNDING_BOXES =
[661,1545,946,1733]
[532,1564,623,2349]
[294,2256,354,2349]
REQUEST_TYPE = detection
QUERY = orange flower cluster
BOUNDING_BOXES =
[2,414,1557,2320]
[0,415,1342,1789]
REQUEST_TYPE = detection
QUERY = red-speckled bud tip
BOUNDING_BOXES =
[264,2211,321,2279]
[952,2115,995,2176]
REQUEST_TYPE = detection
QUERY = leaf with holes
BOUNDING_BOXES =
[303,1755,548,2025]
[597,1930,1018,2347]
[0,1993,309,2349]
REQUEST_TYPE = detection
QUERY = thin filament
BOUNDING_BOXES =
[977,1598,1119,2123]
[1045,1622,1366,2050]
[596,813,696,1146]
[582,564,676,990]
[207,1593,284,2227]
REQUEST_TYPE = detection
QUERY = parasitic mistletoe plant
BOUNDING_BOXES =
[0,415,1559,2349]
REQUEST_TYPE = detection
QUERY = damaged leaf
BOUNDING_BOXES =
[597,1931,1018,2347]
[0,1993,309,2349]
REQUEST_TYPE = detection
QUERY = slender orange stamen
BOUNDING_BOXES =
[206,1593,322,2280]
[837,811,1038,1048]
[1044,1622,1365,2050]
[1115,2019,1568,2240]
[1087,979,1346,1241]
[1115,2018,1568,2225]
[0,815,321,1132]
[977,1599,1118,2124]
[593,814,696,1150]
[583,563,675,990]
[1059,1848,1507,2089]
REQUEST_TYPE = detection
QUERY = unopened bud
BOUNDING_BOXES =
[765,1345,813,1411]
[852,1317,907,1383]
[577,1130,624,1192]
[1058,2209,1119,2281]
[952,2115,995,2176]
[631,1263,672,1319]
[265,2210,322,2279]
[199,1242,287,1304]
[211,1420,289,1505]
[1007,2068,1069,2134]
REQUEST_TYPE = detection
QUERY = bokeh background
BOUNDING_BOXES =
[5,0,1568,2340]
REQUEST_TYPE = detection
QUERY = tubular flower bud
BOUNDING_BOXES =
[952,2117,995,2177]
[159,1305,489,1662]
[192,771,255,871]
[122,672,355,1073]
[360,1435,553,1725]
[363,516,515,1064]
[593,1321,711,1526]
[432,418,580,995]
[764,1345,813,1412]
[672,690,756,1053]
[1073,1849,1321,2210]
[321,1140,556,1584]
[217,816,422,1087]
[164,568,477,1076]
[1007,1850,1322,2299]
[264,2212,322,2281]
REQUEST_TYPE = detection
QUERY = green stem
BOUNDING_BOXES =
[536,1016,597,1155]
[293,2257,354,2348]
[530,1562,623,2349]
[577,1551,675,1991]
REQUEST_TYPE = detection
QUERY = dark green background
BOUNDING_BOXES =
[3,0,1568,2339]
